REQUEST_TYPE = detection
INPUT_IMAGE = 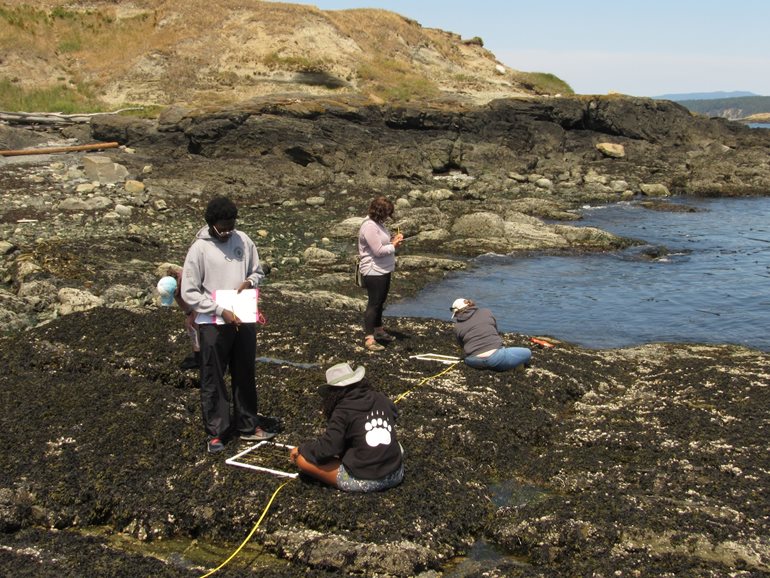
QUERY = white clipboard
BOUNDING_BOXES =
[196,288,259,324]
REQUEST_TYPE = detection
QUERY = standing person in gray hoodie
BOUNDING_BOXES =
[182,196,275,454]
[451,298,532,372]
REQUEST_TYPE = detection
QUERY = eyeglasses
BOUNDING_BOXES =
[213,225,235,238]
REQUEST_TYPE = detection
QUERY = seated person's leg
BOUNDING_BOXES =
[463,355,489,369]
[486,347,532,371]
[337,462,404,493]
[295,454,340,488]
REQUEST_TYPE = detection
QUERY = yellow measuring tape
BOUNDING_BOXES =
[199,479,293,577]
[393,361,460,404]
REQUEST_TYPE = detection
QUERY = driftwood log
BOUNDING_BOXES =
[0,141,120,156]
[0,108,143,126]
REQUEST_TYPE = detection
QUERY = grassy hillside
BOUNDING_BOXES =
[0,0,572,113]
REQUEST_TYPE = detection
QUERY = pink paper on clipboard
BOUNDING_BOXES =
[195,288,259,324]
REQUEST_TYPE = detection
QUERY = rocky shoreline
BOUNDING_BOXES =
[1,95,769,576]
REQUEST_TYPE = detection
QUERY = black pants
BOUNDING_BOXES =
[363,272,391,335]
[198,323,259,438]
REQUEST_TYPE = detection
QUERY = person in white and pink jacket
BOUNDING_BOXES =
[357,196,404,351]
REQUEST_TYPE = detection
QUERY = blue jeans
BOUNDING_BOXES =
[464,347,532,372]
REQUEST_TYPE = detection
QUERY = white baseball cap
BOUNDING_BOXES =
[450,298,469,317]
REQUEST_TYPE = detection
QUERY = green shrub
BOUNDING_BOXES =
[515,71,573,95]
[262,52,326,73]
[50,6,80,21]
[0,79,105,113]
[57,34,82,53]
[0,5,43,27]
[358,59,439,102]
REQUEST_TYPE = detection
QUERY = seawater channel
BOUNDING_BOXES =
[388,196,770,352]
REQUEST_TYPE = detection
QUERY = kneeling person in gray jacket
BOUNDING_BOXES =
[451,298,532,372]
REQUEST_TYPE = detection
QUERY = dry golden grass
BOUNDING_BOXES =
[0,0,562,111]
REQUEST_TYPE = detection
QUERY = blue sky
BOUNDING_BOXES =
[297,0,770,97]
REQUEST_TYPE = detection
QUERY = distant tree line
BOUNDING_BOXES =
[675,96,770,120]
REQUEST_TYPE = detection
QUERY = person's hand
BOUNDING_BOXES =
[222,309,241,326]
[289,447,299,464]
[392,232,404,248]
[236,280,252,294]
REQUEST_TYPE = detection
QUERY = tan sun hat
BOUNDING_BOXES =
[325,362,365,387]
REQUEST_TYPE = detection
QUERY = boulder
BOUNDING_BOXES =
[82,155,129,184]
[57,287,104,315]
[452,212,506,238]
[640,183,671,197]
[303,247,337,266]
[596,142,625,158]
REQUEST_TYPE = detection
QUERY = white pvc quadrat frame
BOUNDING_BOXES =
[409,353,462,364]
[226,441,299,478]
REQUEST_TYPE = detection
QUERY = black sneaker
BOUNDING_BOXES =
[240,427,276,442]
[179,352,200,370]
[374,330,396,342]
[207,437,225,454]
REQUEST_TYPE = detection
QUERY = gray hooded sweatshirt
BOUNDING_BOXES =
[181,225,264,320]
[453,306,503,357]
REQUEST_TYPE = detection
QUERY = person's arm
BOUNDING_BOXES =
[490,311,500,333]
[454,324,464,348]
[297,412,347,465]
[238,238,265,292]
[172,269,193,314]
[181,243,219,316]
[361,221,396,257]
[390,399,399,422]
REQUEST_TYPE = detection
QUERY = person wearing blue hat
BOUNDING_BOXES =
[157,272,201,370]
[451,298,532,372]
[157,276,178,307]
[289,363,404,492]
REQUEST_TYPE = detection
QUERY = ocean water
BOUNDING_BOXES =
[387,196,770,351]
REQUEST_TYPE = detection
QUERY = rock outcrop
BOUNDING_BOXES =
[91,94,770,200]
[1,93,769,576]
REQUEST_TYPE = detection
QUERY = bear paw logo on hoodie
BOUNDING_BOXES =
[364,410,392,447]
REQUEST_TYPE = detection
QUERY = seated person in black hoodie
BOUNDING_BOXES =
[289,363,404,492]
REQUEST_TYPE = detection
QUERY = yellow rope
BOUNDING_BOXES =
[393,361,460,404]
[199,479,293,578]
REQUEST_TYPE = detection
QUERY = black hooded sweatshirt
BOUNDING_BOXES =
[298,384,402,480]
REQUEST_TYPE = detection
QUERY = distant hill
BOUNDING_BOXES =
[0,0,573,111]
[672,95,770,121]
[655,91,758,101]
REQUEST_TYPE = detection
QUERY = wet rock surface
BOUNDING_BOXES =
[0,301,767,576]
[1,97,769,575]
